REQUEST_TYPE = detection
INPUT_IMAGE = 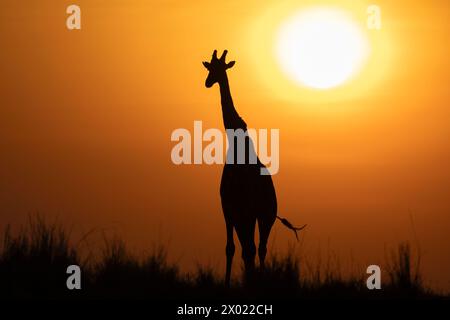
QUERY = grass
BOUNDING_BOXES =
[0,216,446,300]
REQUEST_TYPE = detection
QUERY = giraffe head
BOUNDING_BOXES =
[202,50,235,88]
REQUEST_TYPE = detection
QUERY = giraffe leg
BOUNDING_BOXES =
[258,218,274,270]
[242,240,256,275]
[225,221,235,287]
[242,239,256,286]
[236,219,256,285]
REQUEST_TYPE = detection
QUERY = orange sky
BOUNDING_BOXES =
[0,0,449,291]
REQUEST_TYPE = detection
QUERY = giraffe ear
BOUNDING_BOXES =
[202,61,210,69]
[226,61,235,69]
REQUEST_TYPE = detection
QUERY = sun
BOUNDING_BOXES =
[275,8,370,90]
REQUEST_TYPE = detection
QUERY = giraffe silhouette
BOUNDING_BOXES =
[203,50,306,286]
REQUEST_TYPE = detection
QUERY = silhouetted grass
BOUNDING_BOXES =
[0,216,79,298]
[385,242,424,298]
[0,217,447,300]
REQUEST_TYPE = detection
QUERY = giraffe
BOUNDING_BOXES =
[202,50,306,286]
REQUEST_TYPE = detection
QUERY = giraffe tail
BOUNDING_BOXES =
[276,216,307,241]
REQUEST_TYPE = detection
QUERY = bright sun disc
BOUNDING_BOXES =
[276,8,370,90]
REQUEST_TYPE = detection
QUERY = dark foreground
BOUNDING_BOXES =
[0,216,447,301]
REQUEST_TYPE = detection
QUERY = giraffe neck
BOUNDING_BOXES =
[218,75,246,130]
